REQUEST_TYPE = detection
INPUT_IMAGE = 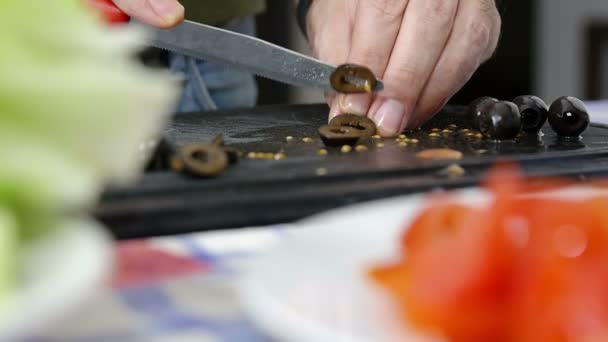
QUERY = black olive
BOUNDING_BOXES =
[172,143,228,177]
[330,64,378,93]
[467,97,498,130]
[548,96,590,137]
[513,95,548,134]
[318,125,361,146]
[478,101,521,140]
[329,114,377,137]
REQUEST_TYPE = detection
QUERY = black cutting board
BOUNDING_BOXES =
[97,104,608,239]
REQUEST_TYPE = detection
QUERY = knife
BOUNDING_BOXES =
[86,0,384,92]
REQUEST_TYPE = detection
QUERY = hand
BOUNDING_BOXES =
[112,0,184,28]
[306,0,501,136]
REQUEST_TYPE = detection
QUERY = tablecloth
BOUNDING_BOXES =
[36,225,294,342]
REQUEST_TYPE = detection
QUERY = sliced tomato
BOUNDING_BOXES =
[371,164,608,341]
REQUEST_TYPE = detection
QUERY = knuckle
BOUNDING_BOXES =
[465,19,492,53]
[423,0,457,23]
[368,0,408,20]
[477,0,499,16]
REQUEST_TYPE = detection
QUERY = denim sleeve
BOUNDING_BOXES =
[168,17,258,113]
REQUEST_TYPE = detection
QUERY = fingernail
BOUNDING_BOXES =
[328,98,341,122]
[339,94,371,115]
[373,99,407,137]
[149,0,184,22]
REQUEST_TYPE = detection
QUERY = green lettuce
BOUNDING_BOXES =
[0,207,17,303]
[0,0,179,298]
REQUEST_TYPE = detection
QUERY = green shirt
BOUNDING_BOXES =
[180,0,266,25]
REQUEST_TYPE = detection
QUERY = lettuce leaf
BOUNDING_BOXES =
[0,207,17,302]
[0,0,180,299]
[0,0,179,186]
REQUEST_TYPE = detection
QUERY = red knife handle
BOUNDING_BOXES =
[85,0,130,24]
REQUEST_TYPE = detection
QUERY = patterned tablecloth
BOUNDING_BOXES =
[38,225,294,342]
[35,100,608,342]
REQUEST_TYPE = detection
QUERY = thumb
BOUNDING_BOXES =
[112,0,184,28]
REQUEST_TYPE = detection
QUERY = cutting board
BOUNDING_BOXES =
[97,104,608,239]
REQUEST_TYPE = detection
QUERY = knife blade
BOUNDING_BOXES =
[136,20,383,92]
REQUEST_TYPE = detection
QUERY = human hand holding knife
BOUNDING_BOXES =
[85,0,383,94]
[87,0,501,137]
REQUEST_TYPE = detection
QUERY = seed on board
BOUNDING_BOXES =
[398,134,407,139]
[318,148,328,156]
[474,133,483,139]
[429,132,441,137]
[398,141,408,147]
[247,152,256,159]
[355,144,368,152]
[316,167,328,176]
[274,152,287,160]
[448,124,458,129]
[395,138,404,142]
[460,128,470,133]
[444,164,466,177]
[286,136,294,142]
[376,142,385,148]
[442,129,453,133]
[431,128,441,132]
[302,137,314,143]
[409,138,420,143]
[372,134,382,140]
[341,145,352,153]
[466,132,476,137]
[416,148,463,161]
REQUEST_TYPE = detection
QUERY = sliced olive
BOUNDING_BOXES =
[478,101,521,140]
[513,95,548,134]
[318,125,361,147]
[223,147,240,164]
[173,143,228,177]
[330,64,377,93]
[467,97,498,130]
[211,134,225,147]
[548,96,590,137]
[329,114,377,137]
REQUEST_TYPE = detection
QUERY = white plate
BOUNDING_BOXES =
[239,186,608,342]
[0,218,113,341]
[239,189,485,342]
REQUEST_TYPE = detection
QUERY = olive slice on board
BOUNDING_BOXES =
[330,64,377,93]
[329,114,377,137]
[172,143,228,177]
[548,96,590,137]
[513,95,549,134]
[318,125,361,147]
[467,97,498,130]
[478,101,521,140]
[223,147,241,164]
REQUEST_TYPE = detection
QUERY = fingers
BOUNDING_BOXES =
[112,0,184,28]
[306,0,356,119]
[409,0,501,128]
[330,0,409,121]
[369,0,460,136]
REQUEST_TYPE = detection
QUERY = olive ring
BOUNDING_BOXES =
[329,114,377,137]
[330,64,378,94]
[319,114,377,146]
[172,143,228,177]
